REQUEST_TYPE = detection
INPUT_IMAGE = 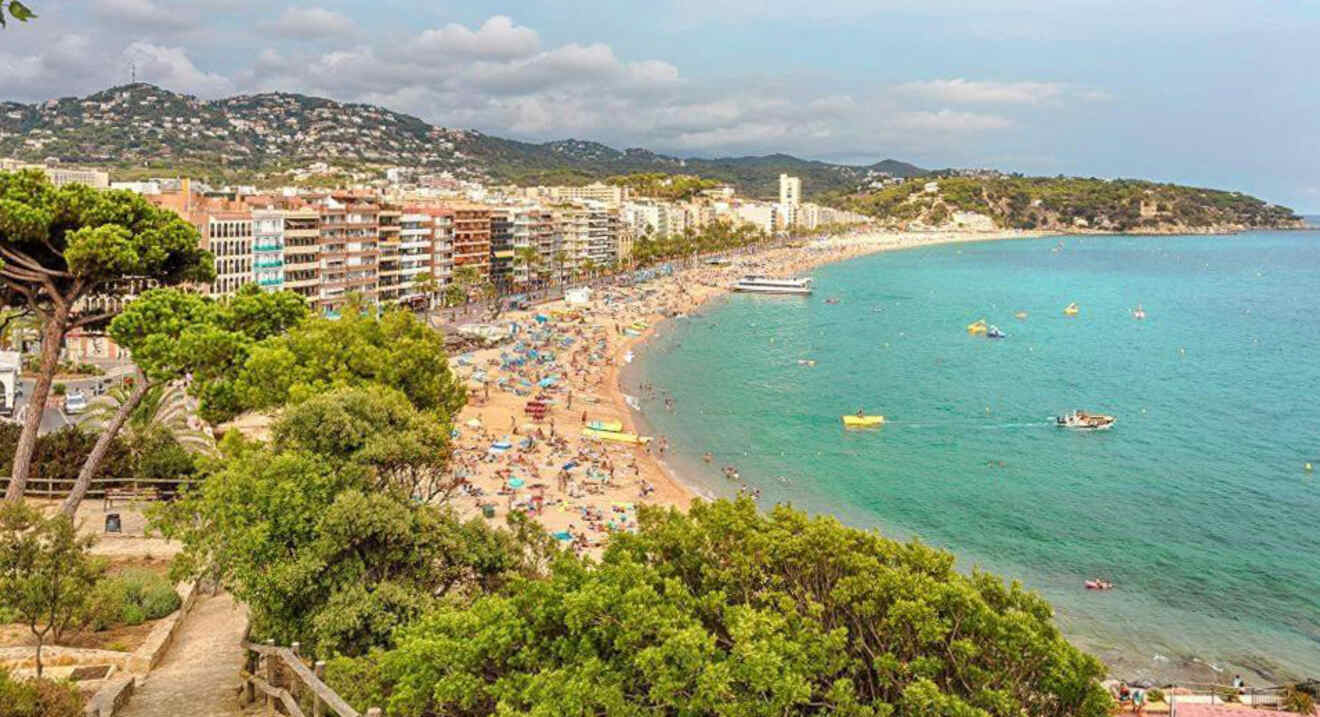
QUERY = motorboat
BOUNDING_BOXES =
[731,275,813,295]
[967,319,988,335]
[842,415,885,427]
[986,325,1006,339]
[1056,410,1116,430]
[1064,302,1079,316]
[1085,579,1114,591]
[1132,305,1146,320]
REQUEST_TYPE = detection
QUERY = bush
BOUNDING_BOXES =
[81,569,180,630]
[1147,688,1165,703]
[0,666,84,717]
[0,424,133,496]
[52,383,66,397]
[1282,685,1315,714]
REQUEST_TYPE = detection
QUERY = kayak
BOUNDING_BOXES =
[582,428,652,445]
[842,415,885,427]
[587,420,624,433]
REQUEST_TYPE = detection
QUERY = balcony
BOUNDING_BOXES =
[258,278,283,287]
[255,259,284,268]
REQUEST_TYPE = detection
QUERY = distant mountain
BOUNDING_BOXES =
[0,83,925,198]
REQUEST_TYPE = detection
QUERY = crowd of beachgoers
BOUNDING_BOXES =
[442,228,1045,552]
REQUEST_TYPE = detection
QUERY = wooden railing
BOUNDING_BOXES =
[240,638,380,717]
[0,475,199,500]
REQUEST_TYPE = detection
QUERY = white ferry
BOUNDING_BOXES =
[731,275,813,295]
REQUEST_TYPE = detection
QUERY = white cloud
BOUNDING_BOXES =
[892,109,1014,132]
[896,79,1068,105]
[270,6,355,39]
[123,43,234,98]
[91,0,196,29]
[408,16,539,59]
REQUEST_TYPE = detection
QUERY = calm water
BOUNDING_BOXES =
[630,232,1320,683]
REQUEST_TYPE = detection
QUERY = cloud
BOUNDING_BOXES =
[408,16,539,59]
[892,109,1014,132]
[896,79,1068,105]
[123,43,234,98]
[90,0,197,29]
[270,6,355,39]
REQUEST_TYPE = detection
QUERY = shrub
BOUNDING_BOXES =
[0,666,84,717]
[52,383,66,397]
[1147,688,1165,703]
[1282,685,1315,714]
[81,569,180,630]
[121,603,146,626]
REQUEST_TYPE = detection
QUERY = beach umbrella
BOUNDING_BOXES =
[466,418,483,428]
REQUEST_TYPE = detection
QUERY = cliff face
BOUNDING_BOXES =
[834,177,1303,233]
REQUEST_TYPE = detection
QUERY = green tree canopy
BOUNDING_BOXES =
[158,428,528,657]
[216,307,464,423]
[59,285,307,515]
[0,503,102,677]
[329,499,1111,717]
[272,387,454,501]
[0,170,213,499]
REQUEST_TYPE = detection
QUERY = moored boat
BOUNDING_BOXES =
[1064,302,1079,316]
[1056,410,1116,430]
[967,319,988,334]
[986,325,1006,339]
[731,275,813,295]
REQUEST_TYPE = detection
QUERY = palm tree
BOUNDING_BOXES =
[513,246,540,291]
[414,271,441,311]
[83,382,215,461]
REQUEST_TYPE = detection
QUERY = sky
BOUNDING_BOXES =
[1,0,1318,210]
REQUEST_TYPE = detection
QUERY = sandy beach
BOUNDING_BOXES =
[444,228,1047,551]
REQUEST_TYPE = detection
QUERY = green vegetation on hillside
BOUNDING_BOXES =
[827,177,1300,231]
[605,172,725,199]
[1,84,925,199]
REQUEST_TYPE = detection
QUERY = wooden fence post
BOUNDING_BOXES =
[243,647,256,705]
[265,639,276,716]
[313,661,326,717]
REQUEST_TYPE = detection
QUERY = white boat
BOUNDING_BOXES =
[1056,410,1116,430]
[731,275,813,295]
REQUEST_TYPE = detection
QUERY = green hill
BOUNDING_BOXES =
[0,83,923,199]
[827,176,1302,232]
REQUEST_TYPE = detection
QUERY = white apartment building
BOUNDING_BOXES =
[398,212,436,304]
[733,202,779,234]
[622,201,667,239]
[205,215,254,297]
[542,182,629,205]
[1,158,109,188]
[779,174,802,206]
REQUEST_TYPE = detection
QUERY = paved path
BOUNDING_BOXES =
[119,591,251,717]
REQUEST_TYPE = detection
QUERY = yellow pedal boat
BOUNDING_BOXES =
[842,415,885,427]
[582,427,652,445]
[1063,302,1079,316]
[967,319,988,334]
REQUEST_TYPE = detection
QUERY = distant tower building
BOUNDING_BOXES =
[779,174,802,206]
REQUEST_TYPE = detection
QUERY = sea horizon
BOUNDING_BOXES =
[625,230,1320,686]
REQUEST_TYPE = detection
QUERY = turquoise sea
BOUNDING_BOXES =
[627,231,1320,684]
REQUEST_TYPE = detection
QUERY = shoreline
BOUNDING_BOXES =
[445,228,1055,546]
